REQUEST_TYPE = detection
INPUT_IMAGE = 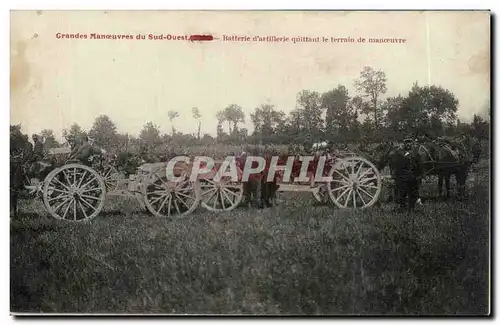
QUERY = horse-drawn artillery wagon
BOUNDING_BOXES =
[17,146,384,222]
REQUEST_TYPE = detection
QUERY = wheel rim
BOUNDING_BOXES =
[143,173,199,218]
[200,178,243,212]
[42,164,106,222]
[327,157,382,209]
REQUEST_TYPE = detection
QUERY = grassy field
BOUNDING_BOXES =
[10,161,490,315]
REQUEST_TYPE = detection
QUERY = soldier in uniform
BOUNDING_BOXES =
[27,134,45,183]
[69,134,94,166]
[394,137,421,213]
[32,134,45,161]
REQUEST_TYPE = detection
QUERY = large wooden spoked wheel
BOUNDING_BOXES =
[143,172,200,218]
[327,156,382,209]
[199,177,243,212]
[42,164,106,222]
[100,165,120,192]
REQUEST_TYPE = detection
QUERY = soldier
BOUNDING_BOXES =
[31,134,45,161]
[66,134,77,151]
[402,137,414,154]
[394,137,421,213]
[70,134,94,165]
[27,134,45,184]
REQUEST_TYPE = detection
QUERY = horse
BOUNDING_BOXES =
[417,136,479,200]
[372,136,480,202]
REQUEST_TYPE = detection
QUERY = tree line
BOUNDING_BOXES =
[18,66,490,154]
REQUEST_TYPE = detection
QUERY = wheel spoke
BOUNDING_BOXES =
[76,171,88,188]
[333,169,350,182]
[219,191,226,210]
[222,187,238,197]
[148,190,169,195]
[177,185,194,192]
[201,188,216,197]
[54,197,71,212]
[77,199,88,219]
[63,170,75,187]
[47,187,70,195]
[154,173,169,187]
[149,193,166,205]
[221,188,234,205]
[336,186,351,201]
[331,184,349,192]
[61,198,73,219]
[80,197,97,211]
[357,186,375,200]
[176,191,196,200]
[79,193,103,201]
[73,199,77,221]
[48,192,68,202]
[173,196,182,214]
[80,175,98,191]
[53,177,71,191]
[356,188,367,206]
[167,195,172,216]
[357,167,372,180]
[359,176,378,184]
[174,193,188,207]
[355,162,365,178]
[352,189,357,208]
[151,183,165,190]
[157,194,170,214]
[80,187,103,194]
[344,189,352,208]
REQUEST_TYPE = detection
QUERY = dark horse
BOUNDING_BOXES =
[415,137,480,199]
[371,136,481,205]
[369,141,422,212]
[238,147,280,209]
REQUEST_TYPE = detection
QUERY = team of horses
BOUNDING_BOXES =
[10,126,483,217]
[367,136,482,212]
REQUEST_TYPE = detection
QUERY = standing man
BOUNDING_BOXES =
[70,134,94,166]
[32,134,45,161]
[27,134,45,183]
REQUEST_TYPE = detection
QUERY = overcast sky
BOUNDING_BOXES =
[11,10,490,140]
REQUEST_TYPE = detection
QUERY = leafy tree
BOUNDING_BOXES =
[382,95,406,132]
[115,133,131,153]
[62,123,86,140]
[322,85,356,140]
[296,90,324,145]
[40,129,59,150]
[250,104,286,144]
[168,110,180,135]
[216,110,227,141]
[88,115,118,150]
[471,113,490,140]
[398,83,459,136]
[191,107,202,140]
[354,66,388,130]
[139,122,161,150]
[222,104,245,135]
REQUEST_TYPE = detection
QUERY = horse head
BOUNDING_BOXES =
[369,142,397,172]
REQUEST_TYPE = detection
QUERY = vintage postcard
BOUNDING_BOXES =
[10,10,490,315]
